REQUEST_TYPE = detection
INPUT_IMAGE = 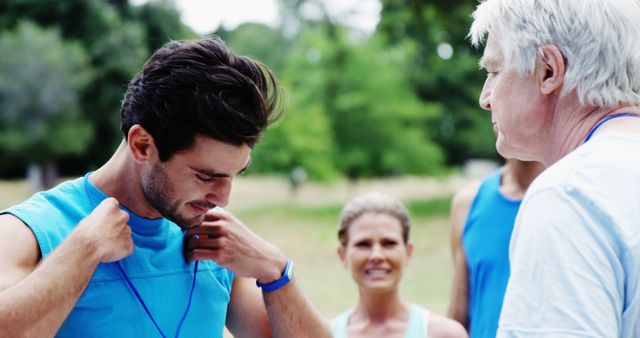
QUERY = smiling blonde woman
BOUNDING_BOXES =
[332,192,467,338]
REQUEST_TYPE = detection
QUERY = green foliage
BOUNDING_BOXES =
[0,0,192,176]
[378,0,497,164]
[240,0,492,180]
[80,8,149,168]
[248,26,339,181]
[405,196,452,218]
[237,195,452,223]
[221,23,292,73]
[240,24,446,180]
[132,0,197,51]
[327,34,445,177]
[0,0,495,179]
[0,21,92,163]
[252,100,340,181]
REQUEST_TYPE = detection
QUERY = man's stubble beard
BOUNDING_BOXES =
[141,161,201,229]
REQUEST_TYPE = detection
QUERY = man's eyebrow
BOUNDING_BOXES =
[238,158,252,174]
[190,157,252,178]
[479,55,499,70]
[190,167,230,178]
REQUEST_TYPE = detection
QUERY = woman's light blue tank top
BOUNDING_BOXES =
[331,304,430,338]
[1,174,235,337]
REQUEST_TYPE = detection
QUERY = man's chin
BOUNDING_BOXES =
[187,214,207,228]
[166,213,205,230]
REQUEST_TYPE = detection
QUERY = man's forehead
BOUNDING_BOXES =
[176,136,252,174]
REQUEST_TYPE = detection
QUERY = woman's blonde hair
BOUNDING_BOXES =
[338,192,411,247]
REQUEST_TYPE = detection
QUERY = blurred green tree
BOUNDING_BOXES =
[0,22,92,190]
[252,1,446,179]
[378,0,496,164]
[131,0,196,52]
[219,23,292,74]
[246,21,445,179]
[319,29,445,178]
[0,0,191,178]
[77,4,149,171]
[221,23,341,181]
[250,29,339,181]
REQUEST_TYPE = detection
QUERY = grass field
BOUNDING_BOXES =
[0,175,464,333]
[233,197,454,317]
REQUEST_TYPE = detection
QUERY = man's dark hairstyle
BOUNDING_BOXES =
[120,37,284,161]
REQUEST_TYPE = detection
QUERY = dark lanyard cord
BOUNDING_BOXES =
[116,260,199,338]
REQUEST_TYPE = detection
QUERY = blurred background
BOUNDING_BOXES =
[0,0,498,326]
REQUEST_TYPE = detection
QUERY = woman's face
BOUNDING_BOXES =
[338,212,413,293]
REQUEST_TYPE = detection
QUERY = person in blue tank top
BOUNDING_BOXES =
[332,192,467,338]
[0,37,331,338]
[447,159,543,337]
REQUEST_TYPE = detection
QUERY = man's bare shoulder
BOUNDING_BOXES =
[451,180,482,212]
[0,214,40,289]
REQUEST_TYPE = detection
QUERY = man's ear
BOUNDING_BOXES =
[127,125,158,163]
[537,44,565,95]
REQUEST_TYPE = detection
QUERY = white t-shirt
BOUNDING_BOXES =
[498,132,640,338]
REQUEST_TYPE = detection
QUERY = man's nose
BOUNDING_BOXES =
[479,80,492,110]
[205,178,232,207]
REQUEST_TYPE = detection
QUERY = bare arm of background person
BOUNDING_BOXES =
[447,181,480,330]
[186,209,332,338]
[0,198,134,338]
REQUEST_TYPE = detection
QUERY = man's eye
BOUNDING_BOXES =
[196,174,215,182]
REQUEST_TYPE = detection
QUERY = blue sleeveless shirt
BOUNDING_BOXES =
[1,174,235,337]
[331,304,430,338]
[462,169,521,338]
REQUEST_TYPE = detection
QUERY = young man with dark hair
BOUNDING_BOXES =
[0,37,331,338]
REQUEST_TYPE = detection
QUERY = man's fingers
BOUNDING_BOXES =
[203,208,229,221]
[186,224,226,238]
[186,248,223,263]
[186,237,222,251]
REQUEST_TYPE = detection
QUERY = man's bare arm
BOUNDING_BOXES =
[188,209,331,338]
[226,277,271,338]
[261,280,330,338]
[0,198,133,337]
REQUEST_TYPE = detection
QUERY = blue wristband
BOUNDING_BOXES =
[256,260,294,292]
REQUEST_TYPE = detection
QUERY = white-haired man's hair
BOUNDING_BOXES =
[469,0,640,108]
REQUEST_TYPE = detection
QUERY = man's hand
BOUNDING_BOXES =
[184,209,286,283]
[0,198,135,337]
[74,197,135,263]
